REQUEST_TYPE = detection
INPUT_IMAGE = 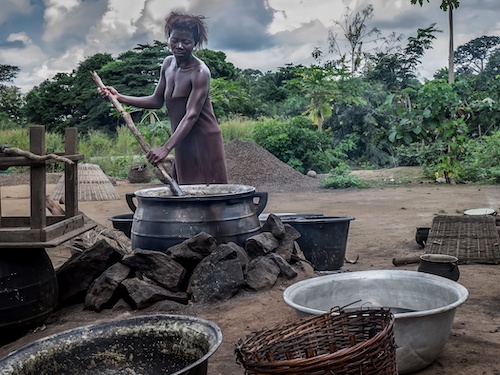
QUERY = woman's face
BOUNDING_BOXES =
[169,29,195,59]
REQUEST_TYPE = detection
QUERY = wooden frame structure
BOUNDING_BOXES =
[0,126,96,248]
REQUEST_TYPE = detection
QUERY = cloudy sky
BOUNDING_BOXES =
[1,0,499,92]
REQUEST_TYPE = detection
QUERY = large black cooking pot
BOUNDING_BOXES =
[126,184,268,251]
[0,314,222,375]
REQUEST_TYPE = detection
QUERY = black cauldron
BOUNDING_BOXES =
[126,184,268,251]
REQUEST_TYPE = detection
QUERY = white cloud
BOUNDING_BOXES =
[3,0,500,91]
[0,0,33,25]
[43,0,80,40]
[6,32,32,44]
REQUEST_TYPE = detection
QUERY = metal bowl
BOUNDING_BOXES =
[0,314,223,375]
[283,270,469,374]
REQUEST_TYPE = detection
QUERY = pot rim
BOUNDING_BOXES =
[283,270,468,319]
[420,253,458,263]
[133,184,257,199]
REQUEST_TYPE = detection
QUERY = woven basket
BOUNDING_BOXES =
[235,308,397,375]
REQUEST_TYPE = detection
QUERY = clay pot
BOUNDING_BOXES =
[418,254,460,281]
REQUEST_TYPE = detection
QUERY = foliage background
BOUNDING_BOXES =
[1,4,499,188]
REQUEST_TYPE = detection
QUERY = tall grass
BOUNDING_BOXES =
[219,116,257,143]
[78,127,145,178]
[1,128,29,150]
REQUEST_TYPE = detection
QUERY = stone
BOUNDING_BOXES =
[307,170,317,178]
[111,298,134,312]
[121,278,172,309]
[261,214,286,240]
[166,232,217,266]
[84,262,131,312]
[267,253,298,280]
[245,232,279,258]
[293,260,316,277]
[244,256,280,291]
[56,239,123,305]
[290,241,307,263]
[121,249,186,292]
[188,244,246,303]
[218,242,250,269]
[275,224,301,263]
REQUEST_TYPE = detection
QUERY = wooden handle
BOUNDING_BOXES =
[392,256,421,266]
[90,71,183,196]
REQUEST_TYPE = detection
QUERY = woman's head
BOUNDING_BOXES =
[165,11,208,48]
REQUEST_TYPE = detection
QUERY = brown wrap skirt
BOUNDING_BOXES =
[166,96,228,184]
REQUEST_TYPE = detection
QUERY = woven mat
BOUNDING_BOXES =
[424,215,500,264]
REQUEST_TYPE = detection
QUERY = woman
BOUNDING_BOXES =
[100,11,228,185]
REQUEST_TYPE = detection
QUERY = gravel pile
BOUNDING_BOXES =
[225,139,323,192]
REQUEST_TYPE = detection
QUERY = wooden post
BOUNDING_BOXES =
[30,126,46,229]
[64,128,78,218]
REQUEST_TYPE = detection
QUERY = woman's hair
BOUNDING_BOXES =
[165,11,208,48]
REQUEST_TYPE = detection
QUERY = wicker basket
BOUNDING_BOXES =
[235,308,397,375]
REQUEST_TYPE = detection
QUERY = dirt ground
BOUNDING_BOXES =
[1,170,500,374]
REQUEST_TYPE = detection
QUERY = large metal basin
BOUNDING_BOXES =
[283,270,469,374]
[0,314,222,375]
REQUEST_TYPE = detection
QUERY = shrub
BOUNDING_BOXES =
[253,116,336,174]
[461,131,500,183]
[321,164,371,189]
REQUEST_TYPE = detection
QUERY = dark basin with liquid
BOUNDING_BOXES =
[0,314,223,375]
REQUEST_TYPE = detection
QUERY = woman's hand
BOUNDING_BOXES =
[98,86,119,101]
[146,146,171,166]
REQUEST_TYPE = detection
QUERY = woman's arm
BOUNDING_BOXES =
[100,57,171,109]
[146,64,210,165]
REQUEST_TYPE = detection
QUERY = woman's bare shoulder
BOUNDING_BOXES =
[162,55,175,68]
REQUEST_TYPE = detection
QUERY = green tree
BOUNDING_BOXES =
[195,49,237,80]
[72,53,115,132]
[454,36,500,75]
[0,65,20,83]
[209,77,255,119]
[23,72,76,132]
[365,24,441,91]
[388,79,468,181]
[410,0,460,84]
[286,65,339,131]
[0,64,23,123]
[328,4,381,75]
[0,85,24,122]
[23,53,114,133]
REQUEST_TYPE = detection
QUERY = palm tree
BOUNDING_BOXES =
[410,0,460,84]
